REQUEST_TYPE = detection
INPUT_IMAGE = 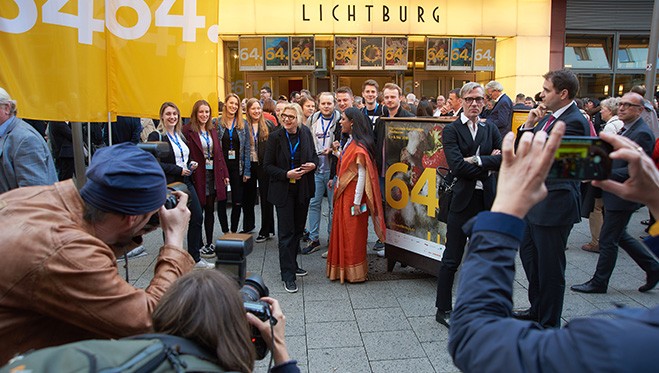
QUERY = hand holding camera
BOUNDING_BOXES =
[159,190,191,249]
[246,297,290,365]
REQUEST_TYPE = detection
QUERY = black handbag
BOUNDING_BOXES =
[436,166,455,223]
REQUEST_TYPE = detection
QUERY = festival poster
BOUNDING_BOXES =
[334,36,359,70]
[359,36,384,70]
[384,37,408,70]
[425,37,449,71]
[239,36,264,71]
[449,38,474,71]
[290,36,315,70]
[473,38,496,72]
[383,118,450,261]
[264,36,290,70]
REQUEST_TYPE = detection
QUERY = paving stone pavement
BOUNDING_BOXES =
[128,202,659,372]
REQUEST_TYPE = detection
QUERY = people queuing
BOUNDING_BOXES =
[183,100,230,258]
[148,102,214,269]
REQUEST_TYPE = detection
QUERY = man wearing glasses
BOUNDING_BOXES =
[571,92,659,294]
[513,69,590,328]
[435,82,502,327]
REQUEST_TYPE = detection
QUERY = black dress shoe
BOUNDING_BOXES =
[639,270,659,292]
[512,308,536,321]
[570,280,607,294]
[435,310,451,328]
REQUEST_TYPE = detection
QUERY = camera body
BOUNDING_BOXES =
[215,235,274,360]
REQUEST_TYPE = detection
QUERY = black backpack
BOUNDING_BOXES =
[1,334,224,373]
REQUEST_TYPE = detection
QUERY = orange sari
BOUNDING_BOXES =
[327,141,385,283]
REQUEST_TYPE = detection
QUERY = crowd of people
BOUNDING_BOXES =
[0,69,658,370]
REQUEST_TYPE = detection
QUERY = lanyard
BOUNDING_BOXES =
[252,123,259,146]
[338,137,352,170]
[285,131,300,170]
[228,117,236,150]
[167,132,185,164]
[320,112,334,146]
[200,130,211,159]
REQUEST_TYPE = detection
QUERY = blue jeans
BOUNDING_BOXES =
[307,171,332,242]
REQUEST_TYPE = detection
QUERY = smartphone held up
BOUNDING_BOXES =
[547,136,613,180]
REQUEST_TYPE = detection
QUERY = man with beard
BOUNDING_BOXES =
[0,143,194,365]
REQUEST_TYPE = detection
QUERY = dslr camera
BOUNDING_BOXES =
[215,235,275,360]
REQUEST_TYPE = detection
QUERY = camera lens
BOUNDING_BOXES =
[240,274,269,302]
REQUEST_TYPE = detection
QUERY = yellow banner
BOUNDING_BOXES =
[0,0,218,122]
[474,38,496,72]
[239,36,264,71]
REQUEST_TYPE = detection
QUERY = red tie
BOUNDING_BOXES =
[541,115,555,132]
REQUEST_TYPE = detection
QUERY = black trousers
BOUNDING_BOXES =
[255,163,275,237]
[183,177,203,262]
[242,161,259,232]
[520,223,573,328]
[435,190,485,312]
[218,166,243,233]
[592,209,659,287]
[275,186,309,282]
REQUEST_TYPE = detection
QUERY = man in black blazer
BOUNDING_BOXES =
[571,92,659,294]
[264,104,318,293]
[484,81,514,136]
[435,82,502,327]
[514,69,590,328]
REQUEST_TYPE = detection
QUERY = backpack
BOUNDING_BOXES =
[1,334,224,373]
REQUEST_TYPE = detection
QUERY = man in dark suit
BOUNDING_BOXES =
[513,69,590,328]
[439,89,463,117]
[264,104,318,293]
[373,83,415,178]
[435,82,502,327]
[571,92,659,294]
[483,81,514,137]
[48,121,75,180]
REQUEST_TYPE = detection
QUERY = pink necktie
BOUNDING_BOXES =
[541,115,555,132]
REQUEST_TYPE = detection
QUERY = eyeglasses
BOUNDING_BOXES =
[619,102,642,109]
[280,113,296,122]
[463,96,485,104]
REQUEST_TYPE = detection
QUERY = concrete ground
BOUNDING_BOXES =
[128,201,659,372]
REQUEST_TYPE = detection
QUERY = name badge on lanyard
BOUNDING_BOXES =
[228,150,236,160]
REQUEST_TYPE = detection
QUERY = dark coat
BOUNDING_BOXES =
[519,103,590,226]
[602,117,655,211]
[485,93,514,136]
[147,131,187,184]
[442,117,502,213]
[264,126,318,207]
[182,125,230,204]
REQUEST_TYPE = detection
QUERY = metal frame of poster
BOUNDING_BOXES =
[290,36,315,70]
[359,36,384,70]
[384,36,408,70]
[425,37,449,71]
[383,118,450,262]
[238,36,264,71]
[334,36,359,70]
[473,38,496,72]
[449,38,474,71]
[264,36,290,71]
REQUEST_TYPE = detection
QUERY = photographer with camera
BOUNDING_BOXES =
[0,143,195,365]
[152,270,299,372]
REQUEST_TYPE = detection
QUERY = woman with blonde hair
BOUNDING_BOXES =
[183,100,231,258]
[148,102,213,269]
[244,98,276,242]
[217,93,251,234]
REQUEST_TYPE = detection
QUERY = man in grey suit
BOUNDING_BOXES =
[513,70,590,328]
[571,92,659,294]
[0,87,57,194]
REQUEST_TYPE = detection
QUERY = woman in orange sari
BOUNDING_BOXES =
[327,107,385,283]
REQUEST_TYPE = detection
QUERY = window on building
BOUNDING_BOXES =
[617,35,649,70]
[564,35,613,69]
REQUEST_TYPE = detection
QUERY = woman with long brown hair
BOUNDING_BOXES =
[183,100,230,258]
[244,98,276,242]
[298,95,316,126]
[217,93,251,233]
[152,270,299,373]
[148,102,214,269]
